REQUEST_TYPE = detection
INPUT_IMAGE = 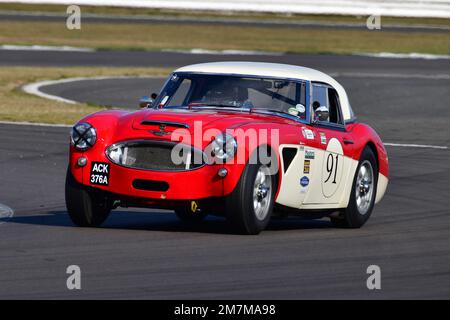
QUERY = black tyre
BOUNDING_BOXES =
[226,162,276,235]
[331,146,378,228]
[174,201,208,223]
[65,168,112,227]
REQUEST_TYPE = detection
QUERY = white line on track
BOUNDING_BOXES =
[0,120,71,128]
[0,44,95,52]
[354,52,450,60]
[0,203,14,225]
[162,48,284,56]
[384,143,448,150]
[22,76,164,105]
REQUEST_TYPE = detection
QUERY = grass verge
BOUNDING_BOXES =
[0,67,170,125]
[0,20,449,55]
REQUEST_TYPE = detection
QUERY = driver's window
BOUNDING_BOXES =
[312,84,342,125]
[312,84,329,122]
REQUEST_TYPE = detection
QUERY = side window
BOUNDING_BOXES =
[312,84,343,125]
[327,88,343,125]
[312,84,328,110]
[312,84,329,122]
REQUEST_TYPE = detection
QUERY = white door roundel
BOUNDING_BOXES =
[321,138,344,198]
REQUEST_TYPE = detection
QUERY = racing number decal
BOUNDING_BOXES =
[324,153,339,184]
[322,138,344,198]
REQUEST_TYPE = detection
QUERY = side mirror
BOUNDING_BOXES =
[139,93,158,108]
[315,106,330,122]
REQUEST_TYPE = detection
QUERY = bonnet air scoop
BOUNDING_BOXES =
[140,120,190,129]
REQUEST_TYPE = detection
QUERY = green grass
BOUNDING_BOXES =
[0,20,449,55]
[0,67,170,125]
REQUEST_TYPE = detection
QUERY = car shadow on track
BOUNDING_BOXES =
[1,210,333,234]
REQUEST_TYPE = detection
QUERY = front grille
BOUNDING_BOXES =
[106,140,205,171]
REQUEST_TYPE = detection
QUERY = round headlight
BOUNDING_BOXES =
[71,123,96,151]
[210,133,237,160]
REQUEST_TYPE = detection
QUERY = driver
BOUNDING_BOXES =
[202,82,251,107]
[312,101,330,122]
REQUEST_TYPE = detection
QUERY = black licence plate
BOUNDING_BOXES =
[90,162,109,186]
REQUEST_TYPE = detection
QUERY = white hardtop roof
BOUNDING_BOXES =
[175,62,353,121]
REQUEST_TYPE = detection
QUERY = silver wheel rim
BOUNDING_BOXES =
[253,165,273,221]
[355,160,374,215]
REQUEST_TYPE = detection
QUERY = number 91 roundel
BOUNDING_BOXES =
[322,138,344,198]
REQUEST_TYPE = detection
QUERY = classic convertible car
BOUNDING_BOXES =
[66,62,388,234]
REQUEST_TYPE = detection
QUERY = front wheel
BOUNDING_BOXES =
[226,162,276,235]
[65,168,112,227]
[331,146,378,228]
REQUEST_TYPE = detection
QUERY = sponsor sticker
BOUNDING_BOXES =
[288,107,299,116]
[299,143,305,151]
[303,160,311,174]
[320,132,327,145]
[305,149,315,160]
[300,176,310,187]
[302,127,315,140]
[90,162,109,186]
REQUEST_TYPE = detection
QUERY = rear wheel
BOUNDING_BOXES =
[175,201,208,223]
[226,162,276,235]
[331,147,378,228]
[65,168,112,227]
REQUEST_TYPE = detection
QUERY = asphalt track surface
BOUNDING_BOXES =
[2,10,449,32]
[0,50,450,299]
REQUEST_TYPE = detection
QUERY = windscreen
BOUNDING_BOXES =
[155,73,307,118]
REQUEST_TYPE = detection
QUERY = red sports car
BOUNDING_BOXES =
[66,62,388,234]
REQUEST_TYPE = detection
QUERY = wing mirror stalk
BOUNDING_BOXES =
[139,93,158,108]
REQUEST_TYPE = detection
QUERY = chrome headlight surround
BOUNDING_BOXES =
[70,123,97,151]
[105,142,128,166]
[209,133,237,161]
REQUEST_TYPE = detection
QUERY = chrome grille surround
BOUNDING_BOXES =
[105,140,206,171]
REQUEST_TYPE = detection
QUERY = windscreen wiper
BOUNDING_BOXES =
[250,108,285,115]
[188,102,248,111]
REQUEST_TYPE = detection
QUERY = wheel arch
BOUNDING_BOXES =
[223,142,281,197]
[365,141,379,171]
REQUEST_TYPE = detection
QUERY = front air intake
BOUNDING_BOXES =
[282,147,297,173]
[132,179,169,192]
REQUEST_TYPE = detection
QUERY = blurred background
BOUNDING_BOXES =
[0,0,449,299]
[0,0,449,125]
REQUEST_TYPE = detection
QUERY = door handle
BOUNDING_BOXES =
[343,139,354,145]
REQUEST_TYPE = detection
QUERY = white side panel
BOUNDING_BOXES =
[276,143,358,209]
[375,173,389,204]
[275,144,305,208]
[300,147,325,204]
[299,159,358,210]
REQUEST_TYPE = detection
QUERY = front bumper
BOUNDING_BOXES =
[70,150,226,201]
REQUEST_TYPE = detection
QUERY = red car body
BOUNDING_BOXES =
[66,62,389,234]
